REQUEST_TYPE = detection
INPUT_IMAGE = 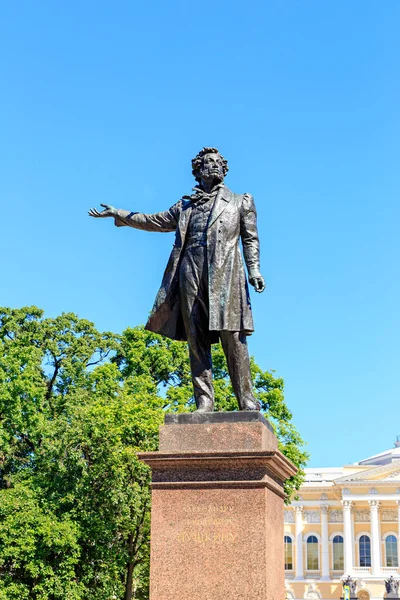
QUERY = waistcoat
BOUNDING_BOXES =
[185,198,214,247]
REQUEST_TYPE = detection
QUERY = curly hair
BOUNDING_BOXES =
[191,147,229,183]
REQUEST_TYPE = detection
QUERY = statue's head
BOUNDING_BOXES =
[191,147,229,185]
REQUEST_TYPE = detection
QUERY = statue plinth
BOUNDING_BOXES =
[138,412,297,600]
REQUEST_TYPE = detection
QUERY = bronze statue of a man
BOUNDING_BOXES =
[89,147,265,412]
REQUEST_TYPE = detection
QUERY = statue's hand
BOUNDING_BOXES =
[249,276,266,293]
[88,204,117,218]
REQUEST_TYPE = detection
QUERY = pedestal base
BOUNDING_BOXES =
[139,412,297,600]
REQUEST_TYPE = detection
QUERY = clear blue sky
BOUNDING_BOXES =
[1,1,399,468]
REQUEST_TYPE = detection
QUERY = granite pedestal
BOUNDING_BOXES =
[138,412,297,600]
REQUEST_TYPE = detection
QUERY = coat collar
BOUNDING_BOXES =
[178,184,233,236]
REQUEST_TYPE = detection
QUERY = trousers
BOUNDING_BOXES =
[179,243,258,410]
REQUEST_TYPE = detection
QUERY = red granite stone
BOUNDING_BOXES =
[139,414,296,600]
[159,421,278,453]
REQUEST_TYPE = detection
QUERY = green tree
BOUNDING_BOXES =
[0,307,308,599]
[0,307,158,599]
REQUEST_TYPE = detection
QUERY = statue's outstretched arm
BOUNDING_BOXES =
[88,203,178,233]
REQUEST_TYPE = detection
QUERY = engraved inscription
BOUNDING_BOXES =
[178,504,237,544]
[178,531,236,543]
[183,504,235,514]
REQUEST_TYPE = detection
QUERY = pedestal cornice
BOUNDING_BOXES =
[138,450,297,498]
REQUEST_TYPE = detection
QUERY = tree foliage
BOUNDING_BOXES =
[0,306,308,599]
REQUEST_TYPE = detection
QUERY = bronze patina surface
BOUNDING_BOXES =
[89,147,265,412]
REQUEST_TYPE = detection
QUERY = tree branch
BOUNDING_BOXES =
[19,432,36,453]
[86,349,111,368]
[46,355,61,403]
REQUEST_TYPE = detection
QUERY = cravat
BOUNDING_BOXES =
[184,184,223,206]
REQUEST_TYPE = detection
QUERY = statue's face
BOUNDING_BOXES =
[199,153,224,185]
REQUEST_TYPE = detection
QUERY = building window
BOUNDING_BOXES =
[386,535,398,567]
[284,536,293,570]
[359,535,371,567]
[307,535,319,570]
[333,535,344,570]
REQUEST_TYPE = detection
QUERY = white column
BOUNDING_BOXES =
[351,504,355,567]
[342,500,353,576]
[295,506,304,580]
[369,500,381,576]
[397,501,400,569]
[320,505,330,579]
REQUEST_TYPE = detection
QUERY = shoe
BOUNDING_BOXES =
[194,396,214,413]
[240,399,261,411]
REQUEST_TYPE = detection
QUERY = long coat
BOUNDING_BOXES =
[114,185,261,343]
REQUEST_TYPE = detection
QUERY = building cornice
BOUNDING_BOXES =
[289,501,342,507]
[337,494,400,502]
[334,481,400,488]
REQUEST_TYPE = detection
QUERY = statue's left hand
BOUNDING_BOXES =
[249,276,266,293]
[88,204,117,218]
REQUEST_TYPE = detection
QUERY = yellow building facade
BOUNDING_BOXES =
[284,438,400,600]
